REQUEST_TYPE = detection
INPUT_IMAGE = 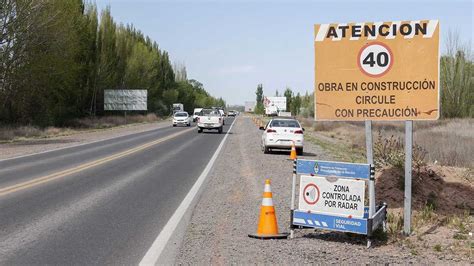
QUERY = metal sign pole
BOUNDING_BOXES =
[365,120,375,248]
[290,159,297,238]
[404,120,413,235]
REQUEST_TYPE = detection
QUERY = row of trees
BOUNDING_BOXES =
[440,33,473,118]
[253,84,314,117]
[0,0,224,126]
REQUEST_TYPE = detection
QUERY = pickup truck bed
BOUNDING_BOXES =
[196,109,224,133]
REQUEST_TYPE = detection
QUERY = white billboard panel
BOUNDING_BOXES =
[104,90,147,111]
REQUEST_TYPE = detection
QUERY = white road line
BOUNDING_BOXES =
[139,118,236,266]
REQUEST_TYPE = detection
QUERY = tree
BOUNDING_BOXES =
[255,84,264,114]
[291,93,302,116]
[0,0,224,126]
[440,31,473,118]
[284,87,293,112]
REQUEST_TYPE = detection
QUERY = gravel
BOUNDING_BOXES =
[0,121,170,160]
[175,116,464,264]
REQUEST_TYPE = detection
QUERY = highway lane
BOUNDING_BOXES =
[0,117,235,265]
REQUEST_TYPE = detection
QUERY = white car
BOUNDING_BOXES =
[260,118,304,155]
[172,112,192,127]
[192,108,203,122]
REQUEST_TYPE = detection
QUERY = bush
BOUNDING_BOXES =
[373,132,427,171]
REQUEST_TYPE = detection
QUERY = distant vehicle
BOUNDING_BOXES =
[172,111,191,127]
[260,117,304,155]
[263,97,286,116]
[196,108,224,133]
[192,108,203,122]
[245,101,256,112]
[172,103,184,114]
[228,110,237,117]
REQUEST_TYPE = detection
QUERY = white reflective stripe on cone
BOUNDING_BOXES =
[262,197,273,206]
[264,184,272,192]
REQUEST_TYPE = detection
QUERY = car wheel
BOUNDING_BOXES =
[297,148,303,156]
[198,128,203,133]
[173,124,176,127]
[218,127,223,134]
[263,146,270,154]
[187,123,191,127]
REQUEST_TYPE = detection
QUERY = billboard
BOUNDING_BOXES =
[104,90,147,111]
[314,20,440,121]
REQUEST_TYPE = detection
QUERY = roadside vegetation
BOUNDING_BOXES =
[0,0,224,129]
[0,114,162,142]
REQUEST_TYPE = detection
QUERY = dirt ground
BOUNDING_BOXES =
[176,116,472,264]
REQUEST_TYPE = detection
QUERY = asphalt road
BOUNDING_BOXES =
[0,117,235,265]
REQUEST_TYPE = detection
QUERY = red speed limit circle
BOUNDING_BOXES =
[357,42,394,78]
[303,183,320,205]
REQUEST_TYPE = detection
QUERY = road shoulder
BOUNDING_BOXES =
[175,116,468,264]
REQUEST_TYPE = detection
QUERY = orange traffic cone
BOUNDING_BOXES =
[248,179,288,239]
[288,141,297,160]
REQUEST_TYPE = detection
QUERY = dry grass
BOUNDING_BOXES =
[302,117,473,168]
[0,114,161,141]
[70,113,160,129]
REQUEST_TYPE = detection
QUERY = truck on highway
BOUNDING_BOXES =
[172,103,184,114]
[245,101,256,112]
[263,97,286,116]
[192,108,203,122]
[196,108,224,134]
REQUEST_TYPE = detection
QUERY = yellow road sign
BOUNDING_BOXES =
[314,20,440,121]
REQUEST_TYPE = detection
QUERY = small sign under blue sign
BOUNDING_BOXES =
[296,160,371,179]
[293,210,368,235]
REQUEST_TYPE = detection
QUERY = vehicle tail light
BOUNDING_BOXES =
[219,118,222,123]
[266,129,276,133]
[294,130,303,134]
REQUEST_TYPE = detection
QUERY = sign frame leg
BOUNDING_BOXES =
[365,120,375,248]
[404,120,413,235]
[290,159,297,239]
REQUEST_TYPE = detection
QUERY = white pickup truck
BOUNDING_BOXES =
[196,108,224,134]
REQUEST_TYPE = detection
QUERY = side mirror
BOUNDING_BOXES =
[302,128,305,131]
[259,126,265,130]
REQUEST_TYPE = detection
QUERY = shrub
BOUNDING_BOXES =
[373,131,427,171]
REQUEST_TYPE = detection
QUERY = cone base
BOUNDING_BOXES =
[248,233,289,240]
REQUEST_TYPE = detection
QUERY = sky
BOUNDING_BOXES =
[95,0,473,105]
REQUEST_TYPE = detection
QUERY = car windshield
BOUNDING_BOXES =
[270,119,300,128]
[175,113,187,117]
